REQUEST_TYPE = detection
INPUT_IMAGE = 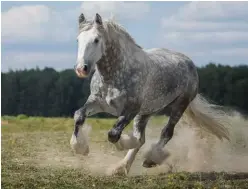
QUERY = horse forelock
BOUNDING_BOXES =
[79,21,94,33]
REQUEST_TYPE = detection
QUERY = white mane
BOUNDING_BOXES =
[103,19,142,49]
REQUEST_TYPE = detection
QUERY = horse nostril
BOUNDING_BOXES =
[83,65,88,72]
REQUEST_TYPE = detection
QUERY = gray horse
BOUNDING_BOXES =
[71,13,230,175]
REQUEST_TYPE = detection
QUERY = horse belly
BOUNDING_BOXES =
[140,91,179,114]
[140,71,186,114]
[101,104,119,116]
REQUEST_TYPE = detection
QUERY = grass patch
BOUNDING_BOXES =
[2,116,248,188]
[2,161,248,189]
[1,115,167,133]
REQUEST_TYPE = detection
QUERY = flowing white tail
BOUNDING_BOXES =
[184,94,230,141]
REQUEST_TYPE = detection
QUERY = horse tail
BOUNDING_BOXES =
[184,94,230,141]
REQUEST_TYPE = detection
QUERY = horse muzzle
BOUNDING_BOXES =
[75,64,89,78]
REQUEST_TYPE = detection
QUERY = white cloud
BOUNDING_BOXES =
[1,2,151,44]
[160,2,248,65]
[172,2,248,21]
[183,48,248,58]
[81,1,150,20]
[2,51,76,72]
[163,31,248,45]
[162,20,248,32]
[161,2,248,43]
[1,5,76,43]
[1,2,151,71]
[211,48,248,57]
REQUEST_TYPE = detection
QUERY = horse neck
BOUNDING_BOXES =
[96,39,142,82]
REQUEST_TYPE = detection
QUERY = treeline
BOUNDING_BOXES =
[2,68,91,117]
[2,63,248,117]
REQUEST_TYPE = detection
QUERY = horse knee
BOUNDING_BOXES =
[74,109,85,126]
[74,109,81,120]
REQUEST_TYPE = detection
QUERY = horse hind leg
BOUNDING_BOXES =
[108,114,150,175]
[143,95,190,168]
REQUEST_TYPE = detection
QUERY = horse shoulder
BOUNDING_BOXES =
[105,86,126,107]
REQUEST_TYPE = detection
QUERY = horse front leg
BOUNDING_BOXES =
[70,95,102,155]
[107,113,136,144]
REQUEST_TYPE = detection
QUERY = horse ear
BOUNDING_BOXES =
[94,13,102,25]
[78,13,85,24]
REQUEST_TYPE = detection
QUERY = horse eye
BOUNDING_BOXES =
[94,38,99,44]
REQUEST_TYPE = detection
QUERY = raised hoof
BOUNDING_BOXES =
[108,129,121,143]
[142,159,158,168]
[114,134,140,151]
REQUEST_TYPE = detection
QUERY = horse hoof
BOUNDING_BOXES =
[114,134,140,151]
[142,159,157,168]
[143,144,170,166]
[70,129,90,156]
[108,129,121,143]
[106,161,128,176]
[70,142,89,155]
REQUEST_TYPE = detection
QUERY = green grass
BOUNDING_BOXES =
[2,115,248,189]
[1,115,167,133]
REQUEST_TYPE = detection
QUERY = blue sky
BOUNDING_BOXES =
[1,1,248,72]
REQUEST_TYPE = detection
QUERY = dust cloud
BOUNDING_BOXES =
[31,111,248,176]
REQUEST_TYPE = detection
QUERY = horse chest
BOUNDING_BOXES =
[96,85,127,116]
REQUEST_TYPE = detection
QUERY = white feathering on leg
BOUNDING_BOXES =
[70,124,92,155]
[114,133,140,151]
